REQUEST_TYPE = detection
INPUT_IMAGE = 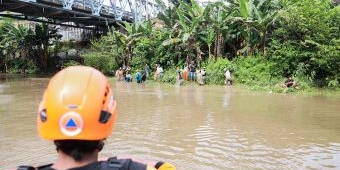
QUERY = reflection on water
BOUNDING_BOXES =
[1,77,340,169]
[222,86,232,109]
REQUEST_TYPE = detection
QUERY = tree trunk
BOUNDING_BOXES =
[40,48,48,70]
[215,33,223,60]
[4,62,8,73]
[214,34,218,58]
[262,30,267,56]
[196,45,202,68]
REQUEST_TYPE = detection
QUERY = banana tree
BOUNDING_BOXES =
[29,23,61,70]
[2,23,34,59]
[34,23,49,70]
[231,0,280,56]
[203,1,235,59]
[252,0,280,55]
[0,20,16,72]
[198,27,215,61]
[0,20,32,72]
[232,0,256,55]
[111,22,145,66]
[175,0,205,64]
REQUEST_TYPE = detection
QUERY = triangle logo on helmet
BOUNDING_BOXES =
[59,111,84,137]
[66,118,77,128]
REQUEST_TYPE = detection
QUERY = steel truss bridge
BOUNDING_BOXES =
[0,0,161,29]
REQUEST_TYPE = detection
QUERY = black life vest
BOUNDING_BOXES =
[17,157,147,170]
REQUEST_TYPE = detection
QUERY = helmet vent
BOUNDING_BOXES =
[99,110,112,123]
[40,109,47,122]
[102,85,109,105]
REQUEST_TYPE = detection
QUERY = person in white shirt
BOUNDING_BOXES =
[224,69,232,86]
[157,65,163,79]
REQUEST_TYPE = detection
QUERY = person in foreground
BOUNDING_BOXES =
[17,66,176,170]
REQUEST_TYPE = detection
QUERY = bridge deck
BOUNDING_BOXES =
[0,0,138,28]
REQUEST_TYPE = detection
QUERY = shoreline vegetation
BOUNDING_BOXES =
[1,0,339,97]
[1,71,340,97]
[110,77,340,97]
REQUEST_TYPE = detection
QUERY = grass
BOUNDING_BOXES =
[109,76,340,97]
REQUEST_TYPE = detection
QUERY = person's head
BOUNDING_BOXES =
[37,66,117,161]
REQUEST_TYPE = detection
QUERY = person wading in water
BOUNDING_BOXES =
[16,66,176,170]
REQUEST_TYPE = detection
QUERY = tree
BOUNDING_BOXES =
[269,0,340,86]
[34,23,52,70]
[0,20,36,72]
[229,0,280,56]
[203,1,236,58]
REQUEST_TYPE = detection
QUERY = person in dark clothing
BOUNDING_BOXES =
[16,66,176,170]
[125,70,133,82]
[141,72,147,82]
[189,64,196,81]
[284,76,297,88]
[283,75,298,93]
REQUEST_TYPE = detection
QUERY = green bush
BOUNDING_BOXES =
[232,56,277,87]
[7,57,38,74]
[204,58,233,85]
[267,0,340,88]
[160,68,176,84]
[81,52,118,76]
[63,60,81,67]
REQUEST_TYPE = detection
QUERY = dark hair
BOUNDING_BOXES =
[54,140,104,161]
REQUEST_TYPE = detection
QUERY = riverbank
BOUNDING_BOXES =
[237,83,340,97]
[2,73,339,97]
[108,77,340,97]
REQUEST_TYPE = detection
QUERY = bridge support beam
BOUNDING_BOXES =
[90,0,104,16]
[109,0,133,21]
[61,0,75,10]
[134,0,148,22]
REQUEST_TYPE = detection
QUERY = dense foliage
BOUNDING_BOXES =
[80,0,339,90]
[268,0,340,87]
[0,18,62,73]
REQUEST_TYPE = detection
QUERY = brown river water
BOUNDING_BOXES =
[1,74,340,170]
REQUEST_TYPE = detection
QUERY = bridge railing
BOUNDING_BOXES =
[25,0,159,22]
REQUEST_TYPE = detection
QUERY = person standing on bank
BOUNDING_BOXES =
[224,68,232,86]
[189,64,196,81]
[145,64,150,78]
[136,69,143,83]
[201,67,207,84]
[183,64,189,81]
[17,66,176,170]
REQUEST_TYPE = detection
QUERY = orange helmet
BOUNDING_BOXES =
[37,66,117,140]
